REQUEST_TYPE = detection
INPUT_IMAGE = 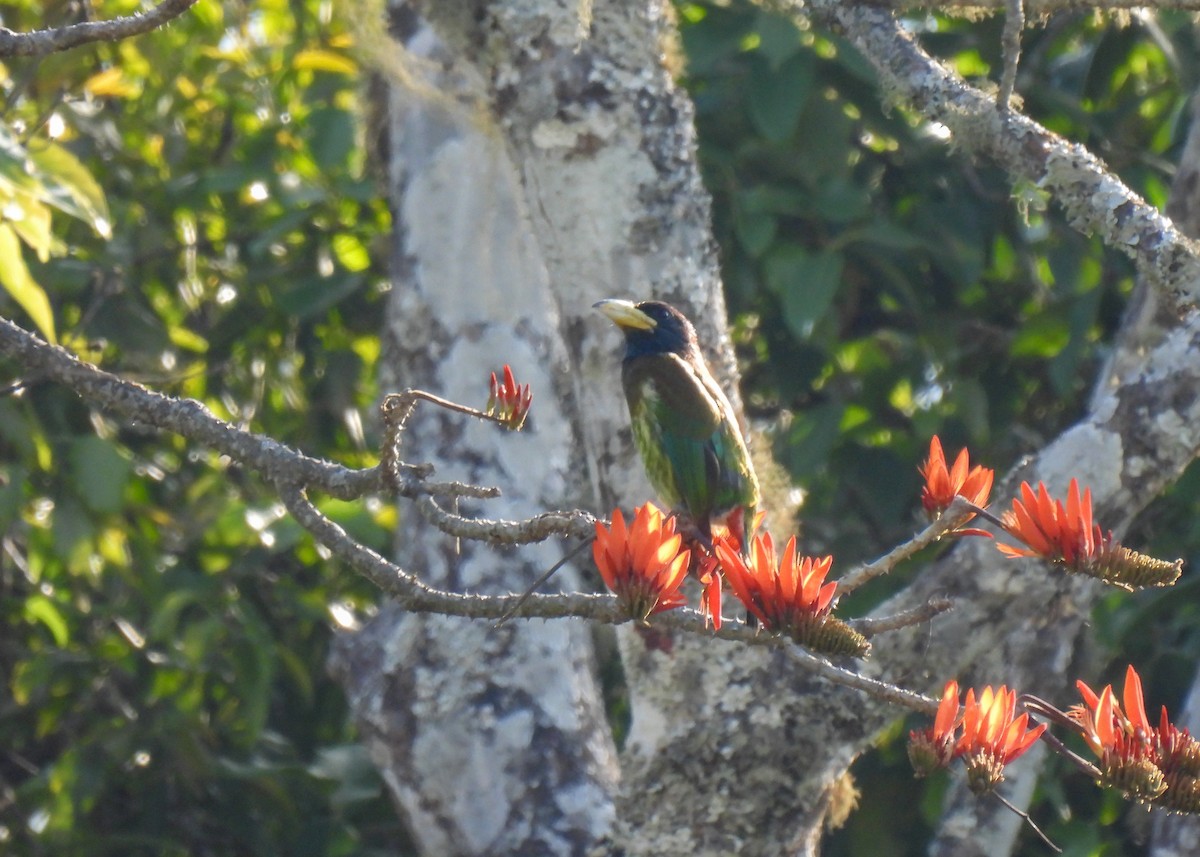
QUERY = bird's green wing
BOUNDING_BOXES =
[623,353,759,528]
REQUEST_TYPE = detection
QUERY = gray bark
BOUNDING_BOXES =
[330,10,621,855]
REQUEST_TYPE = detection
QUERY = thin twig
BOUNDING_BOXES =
[415,494,598,543]
[835,497,974,597]
[0,0,199,57]
[992,791,1061,853]
[998,0,1025,110]
[495,537,594,627]
[852,596,954,638]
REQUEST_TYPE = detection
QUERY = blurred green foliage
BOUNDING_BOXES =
[1,0,1198,854]
[0,0,403,853]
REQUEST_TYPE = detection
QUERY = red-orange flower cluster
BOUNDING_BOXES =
[593,503,690,622]
[1070,665,1167,802]
[487,364,533,430]
[714,532,868,657]
[918,435,993,521]
[908,680,1046,795]
[998,480,1181,589]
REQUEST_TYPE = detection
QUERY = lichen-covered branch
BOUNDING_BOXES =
[781,0,1200,308]
[0,0,198,57]
[0,315,380,499]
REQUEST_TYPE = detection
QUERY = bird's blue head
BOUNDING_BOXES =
[593,299,697,360]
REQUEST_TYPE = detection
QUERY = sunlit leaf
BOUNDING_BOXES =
[24,594,70,646]
[332,232,370,272]
[0,223,56,343]
[27,141,112,237]
[293,49,357,75]
[84,67,140,98]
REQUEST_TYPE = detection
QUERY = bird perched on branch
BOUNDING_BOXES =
[594,299,760,550]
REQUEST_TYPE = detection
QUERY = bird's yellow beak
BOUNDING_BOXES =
[593,299,656,331]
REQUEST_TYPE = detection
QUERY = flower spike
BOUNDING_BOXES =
[714,532,868,657]
[997,479,1182,590]
[593,503,690,622]
[1068,666,1165,802]
[487,364,533,430]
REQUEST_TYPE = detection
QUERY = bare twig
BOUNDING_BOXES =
[852,596,954,637]
[835,497,975,596]
[0,0,199,57]
[998,0,1024,110]
[415,494,599,543]
[380,389,516,488]
[781,646,941,716]
[495,537,594,626]
[991,791,1061,853]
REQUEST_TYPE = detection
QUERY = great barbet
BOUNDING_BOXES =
[594,299,760,547]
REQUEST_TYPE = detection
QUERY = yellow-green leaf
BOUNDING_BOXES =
[293,49,357,76]
[0,223,56,343]
[332,233,370,272]
[25,594,70,647]
[6,189,55,261]
[27,141,111,238]
[84,67,139,98]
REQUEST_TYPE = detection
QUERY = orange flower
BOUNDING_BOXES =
[997,480,1181,589]
[1069,665,1165,801]
[918,435,993,518]
[697,555,723,631]
[487,364,533,430]
[908,680,963,777]
[593,503,690,621]
[1152,706,1200,813]
[907,680,1045,793]
[714,532,868,657]
[955,684,1047,794]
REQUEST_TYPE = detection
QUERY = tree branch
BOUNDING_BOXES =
[779,0,1200,308]
[0,315,380,500]
[0,0,199,57]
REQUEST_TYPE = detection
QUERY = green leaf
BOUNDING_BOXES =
[0,223,56,343]
[734,210,777,258]
[6,189,55,261]
[293,49,358,75]
[753,11,802,69]
[69,435,132,514]
[1011,315,1070,359]
[763,244,844,339]
[331,233,371,272]
[780,402,845,477]
[746,53,814,143]
[27,141,111,237]
[25,594,70,646]
[307,107,356,171]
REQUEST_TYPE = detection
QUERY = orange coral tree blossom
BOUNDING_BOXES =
[918,435,994,518]
[1069,665,1167,801]
[997,479,1181,589]
[713,532,868,657]
[593,503,690,621]
[908,680,1045,795]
